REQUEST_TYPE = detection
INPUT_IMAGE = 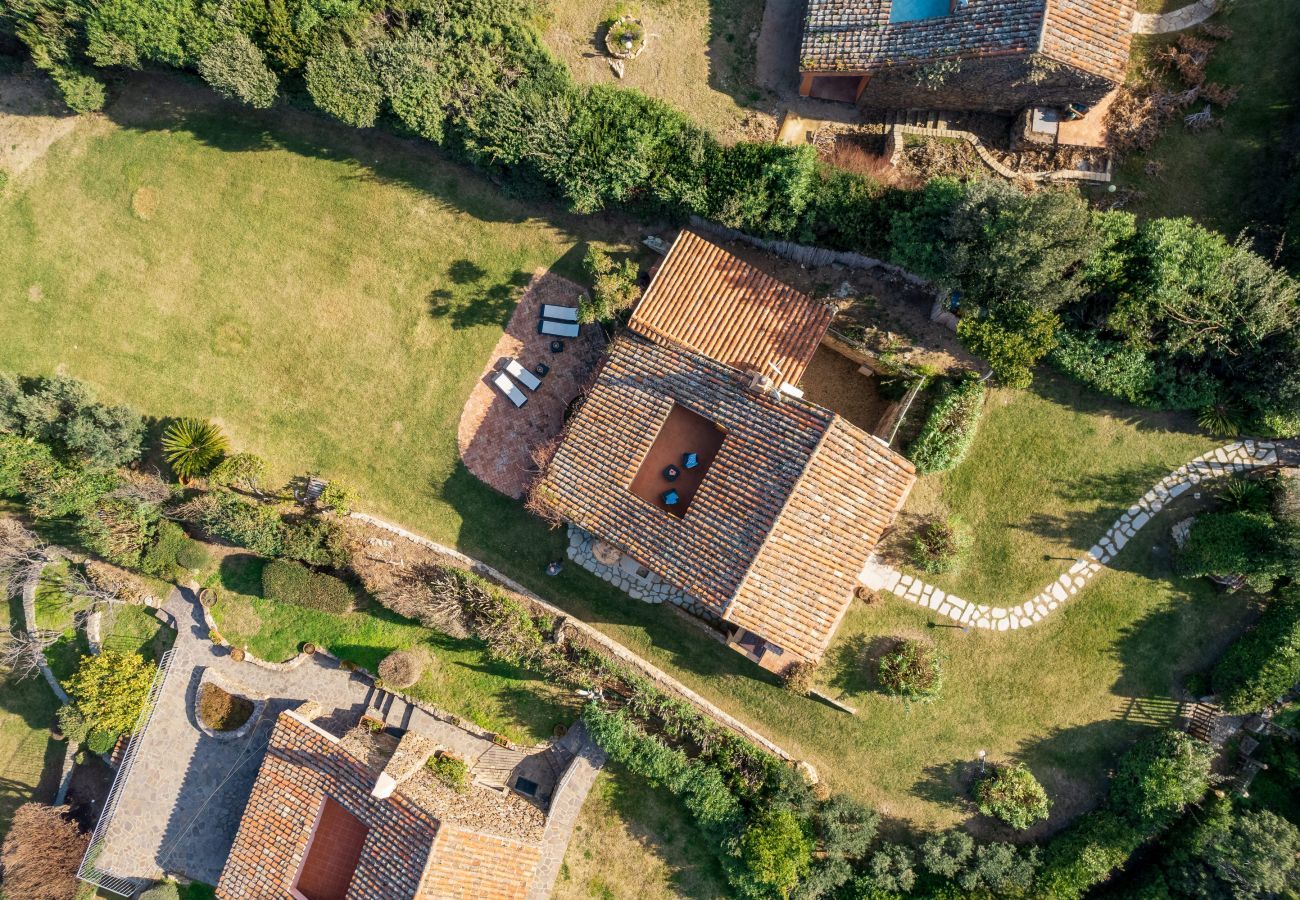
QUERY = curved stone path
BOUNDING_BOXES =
[859,440,1282,631]
[1132,0,1219,35]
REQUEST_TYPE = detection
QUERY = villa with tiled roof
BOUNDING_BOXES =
[536,231,915,674]
[798,0,1136,113]
[216,703,603,900]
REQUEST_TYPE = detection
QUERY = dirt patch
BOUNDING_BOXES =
[197,682,254,732]
[131,186,159,220]
[0,68,81,177]
[798,345,892,433]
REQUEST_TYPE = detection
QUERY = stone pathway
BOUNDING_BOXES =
[860,440,1281,631]
[1132,0,1219,34]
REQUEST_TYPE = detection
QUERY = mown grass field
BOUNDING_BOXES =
[0,73,1250,855]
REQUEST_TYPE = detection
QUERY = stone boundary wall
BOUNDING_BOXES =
[349,513,796,762]
[526,723,608,900]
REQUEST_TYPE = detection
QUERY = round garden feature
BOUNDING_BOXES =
[196,681,255,733]
[604,16,647,59]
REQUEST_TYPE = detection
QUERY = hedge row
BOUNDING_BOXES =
[261,559,355,614]
[906,376,987,475]
[1212,591,1300,714]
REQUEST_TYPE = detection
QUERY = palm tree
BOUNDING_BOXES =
[161,418,229,483]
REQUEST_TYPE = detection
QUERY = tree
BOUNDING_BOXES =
[957,308,1060,389]
[208,452,268,495]
[958,842,1039,895]
[1178,509,1287,594]
[198,33,278,108]
[66,649,155,736]
[813,794,879,860]
[1213,590,1300,714]
[921,830,974,878]
[0,803,89,900]
[1194,808,1300,896]
[732,807,813,899]
[974,762,1051,830]
[1,372,143,467]
[859,842,917,894]
[1110,729,1214,827]
[61,401,145,468]
[580,246,642,324]
[161,418,228,483]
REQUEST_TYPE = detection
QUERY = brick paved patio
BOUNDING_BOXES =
[458,270,607,498]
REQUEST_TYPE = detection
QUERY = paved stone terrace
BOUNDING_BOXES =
[861,440,1282,630]
[458,270,607,499]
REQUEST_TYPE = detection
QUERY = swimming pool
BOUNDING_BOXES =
[890,0,952,23]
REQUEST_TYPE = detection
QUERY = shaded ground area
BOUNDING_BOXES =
[458,271,607,499]
[798,344,891,434]
[0,66,80,178]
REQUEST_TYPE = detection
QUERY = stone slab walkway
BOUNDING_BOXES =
[1133,0,1219,34]
[861,440,1280,631]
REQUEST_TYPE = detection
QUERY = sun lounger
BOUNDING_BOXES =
[505,359,542,391]
[493,372,527,408]
[540,319,580,338]
[541,304,579,322]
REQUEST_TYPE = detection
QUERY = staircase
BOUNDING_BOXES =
[367,686,415,732]
[473,745,531,791]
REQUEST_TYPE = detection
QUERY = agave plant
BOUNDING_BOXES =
[1219,476,1270,513]
[161,418,229,483]
[1197,403,1241,438]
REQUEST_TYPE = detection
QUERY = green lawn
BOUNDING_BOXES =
[0,74,1255,837]
[1114,0,1300,251]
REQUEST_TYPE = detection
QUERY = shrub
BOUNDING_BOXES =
[813,794,879,860]
[318,480,356,516]
[921,830,974,878]
[1193,808,1300,896]
[52,67,107,113]
[262,559,355,613]
[161,418,228,482]
[55,705,90,744]
[208,452,268,494]
[66,650,155,736]
[197,682,254,731]
[973,762,1050,830]
[377,649,423,688]
[0,803,89,900]
[175,538,210,571]
[282,516,349,568]
[194,490,285,556]
[1212,591,1300,713]
[780,659,818,696]
[1049,330,1157,406]
[139,882,182,900]
[1177,509,1286,593]
[198,34,278,108]
[908,517,971,574]
[957,309,1059,389]
[580,247,641,324]
[959,842,1040,895]
[86,729,117,754]
[877,639,942,702]
[859,842,917,894]
[1036,810,1144,899]
[140,519,200,577]
[731,807,813,899]
[1110,729,1214,827]
[79,493,159,567]
[305,39,383,128]
[907,375,986,474]
[427,753,469,793]
[1,372,143,469]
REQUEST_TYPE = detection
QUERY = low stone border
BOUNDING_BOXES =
[861,440,1280,630]
[192,668,265,742]
[886,124,1113,183]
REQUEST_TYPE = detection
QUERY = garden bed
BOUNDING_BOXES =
[195,678,256,736]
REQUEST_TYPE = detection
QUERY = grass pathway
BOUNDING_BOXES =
[866,440,1282,629]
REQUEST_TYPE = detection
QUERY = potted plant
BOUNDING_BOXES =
[302,642,317,656]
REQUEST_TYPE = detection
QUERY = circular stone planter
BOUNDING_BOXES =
[604,17,647,60]
[194,669,264,741]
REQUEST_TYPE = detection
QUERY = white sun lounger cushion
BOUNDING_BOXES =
[505,359,542,391]
[540,319,580,338]
[541,304,579,322]
[493,372,527,407]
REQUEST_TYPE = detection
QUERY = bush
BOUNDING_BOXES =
[195,490,285,556]
[780,659,818,696]
[281,516,348,568]
[580,247,641,324]
[140,519,205,577]
[207,452,268,494]
[907,375,986,474]
[197,682,254,731]
[859,842,916,894]
[0,803,89,900]
[921,830,974,878]
[1036,810,1144,899]
[960,842,1040,895]
[86,728,117,754]
[1049,330,1158,406]
[79,494,159,567]
[1109,729,1214,827]
[261,559,355,613]
[973,762,1050,830]
[198,34,278,108]
[318,480,356,516]
[957,309,1059,389]
[908,517,971,574]
[0,371,143,469]
[1177,509,1286,593]
[55,705,90,744]
[305,39,383,128]
[377,649,423,688]
[877,639,942,702]
[426,753,469,793]
[66,650,155,736]
[731,807,813,900]
[1212,591,1300,713]
[812,794,878,860]
[139,882,182,900]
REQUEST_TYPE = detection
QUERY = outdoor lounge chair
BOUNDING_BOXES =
[541,304,579,322]
[493,372,528,408]
[540,319,580,338]
[505,358,542,391]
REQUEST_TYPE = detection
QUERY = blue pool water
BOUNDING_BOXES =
[890,0,951,23]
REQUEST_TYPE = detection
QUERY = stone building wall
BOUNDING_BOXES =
[856,53,1116,114]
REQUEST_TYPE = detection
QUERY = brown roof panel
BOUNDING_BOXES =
[630,230,832,385]
[1041,0,1136,83]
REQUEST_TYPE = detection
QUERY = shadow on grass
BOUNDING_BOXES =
[218,552,265,596]
[428,267,532,329]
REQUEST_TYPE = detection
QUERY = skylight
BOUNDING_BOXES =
[890,0,953,23]
[291,797,369,900]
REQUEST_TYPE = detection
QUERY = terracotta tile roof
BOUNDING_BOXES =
[630,231,832,385]
[1040,0,1136,82]
[725,417,915,661]
[216,713,438,900]
[417,828,544,900]
[800,0,1132,84]
[541,334,915,661]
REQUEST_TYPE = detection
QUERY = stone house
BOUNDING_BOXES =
[536,230,916,675]
[799,0,1136,114]
[215,703,603,900]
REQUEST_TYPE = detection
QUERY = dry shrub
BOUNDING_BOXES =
[373,561,472,638]
[898,137,982,181]
[378,649,424,688]
[826,139,915,187]
[0,803,89,900]
[197,682,253,731]
[84,559,152,604]
[1200,82,1239,108]
[524,480,565,530]
[780,660,818,696]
